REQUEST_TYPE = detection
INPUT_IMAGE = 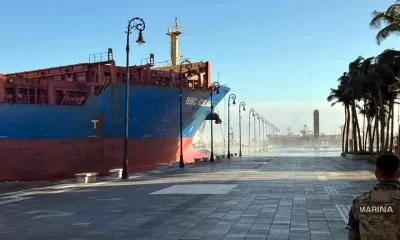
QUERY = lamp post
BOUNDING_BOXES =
[210,82,220,162]
[227,94,236,158]
[254,113,259,152]
[265,120,269,151]
[248,108,255,154]
[257,116,262,152]
[238,102,246,157]
[122,17,146,180]
[260,117,265,151]
[179,59,192,168]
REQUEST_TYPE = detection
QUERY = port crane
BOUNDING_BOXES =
[300,125,313,136]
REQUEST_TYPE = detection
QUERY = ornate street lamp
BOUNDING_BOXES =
[210,82,220,162]
[179,60,192,168]
[238,102,246,157]
[264,119,269,151]
[260,117,265,152]
[122,17,146,180]
[248,108,255,154]
[254,113,259,153]
[257,115,262,152]
[227,94,236,158]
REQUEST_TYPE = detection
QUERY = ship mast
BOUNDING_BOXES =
[167,17,182,66]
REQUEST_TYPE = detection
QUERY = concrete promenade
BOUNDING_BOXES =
[0,152,376,240]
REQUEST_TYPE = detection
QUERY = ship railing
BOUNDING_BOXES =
[1,94,87,106]
[89,49,113,63]
[153,60,171,68]
[140,57,155,66]
[123,71,210,91]
[151,58,200,69]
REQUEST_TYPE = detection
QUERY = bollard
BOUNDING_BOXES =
[75,172,98,183]
[109,168,123,178]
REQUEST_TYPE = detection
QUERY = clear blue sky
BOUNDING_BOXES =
[0,0,398,103]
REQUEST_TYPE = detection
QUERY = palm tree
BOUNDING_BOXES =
[327,72,352,153]
[370,1,400,45]
[329,50,400,155]
[327,86,346,153]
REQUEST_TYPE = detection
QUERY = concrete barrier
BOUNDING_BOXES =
[194,158,202,163]
[109,168,122,178]
[75,172,98,183]
[202,157,209,162]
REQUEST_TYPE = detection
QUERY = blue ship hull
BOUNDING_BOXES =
[0,84,230,181]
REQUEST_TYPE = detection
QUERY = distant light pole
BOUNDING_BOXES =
[254,113,259,153]
[179,59,192,168]
[210,82,220,162]
[248,108,255,154]
[257,115,262,152]
[122,17,146,180]
[227,94,236,158]
[238,102,246,157]
[260,117,265,151]
[265,120,269,150]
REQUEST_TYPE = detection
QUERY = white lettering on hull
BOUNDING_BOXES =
[91,120,99,129]
[185,97,211,107]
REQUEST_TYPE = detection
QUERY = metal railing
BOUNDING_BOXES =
[89,51,113,63]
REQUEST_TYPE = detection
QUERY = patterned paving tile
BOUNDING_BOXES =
[0,154,376,239]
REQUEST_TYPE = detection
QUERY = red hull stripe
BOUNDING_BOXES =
[0,138,210,181]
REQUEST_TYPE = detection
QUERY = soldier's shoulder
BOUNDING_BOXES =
[353,192,371,205]
[391,190,400,200]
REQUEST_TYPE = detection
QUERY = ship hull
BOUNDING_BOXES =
[0,84,229,181]
[0,137,199,181]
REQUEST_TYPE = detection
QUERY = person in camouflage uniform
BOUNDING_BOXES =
[347,153,400,240]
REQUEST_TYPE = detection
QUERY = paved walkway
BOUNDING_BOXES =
[0,154,377,240]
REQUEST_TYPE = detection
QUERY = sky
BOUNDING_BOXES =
[1,0,399,137]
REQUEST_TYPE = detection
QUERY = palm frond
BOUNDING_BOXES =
[375,23,400,45]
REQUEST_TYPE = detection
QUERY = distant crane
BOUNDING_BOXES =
[300,124,313,136]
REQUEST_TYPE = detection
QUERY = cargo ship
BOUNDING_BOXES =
[0,18,229,181]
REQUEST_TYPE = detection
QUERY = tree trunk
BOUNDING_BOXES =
[351,104,358,152]
[362,102,366,151]
[342,107,346,153]
[354,104,362,152]
[378,89,385,153]
[390,98,395,152]
[367,117,373,154]
[373,98,380,153]
[365,116,370,151]
[345,105,351,153]
[385,110,390,152]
